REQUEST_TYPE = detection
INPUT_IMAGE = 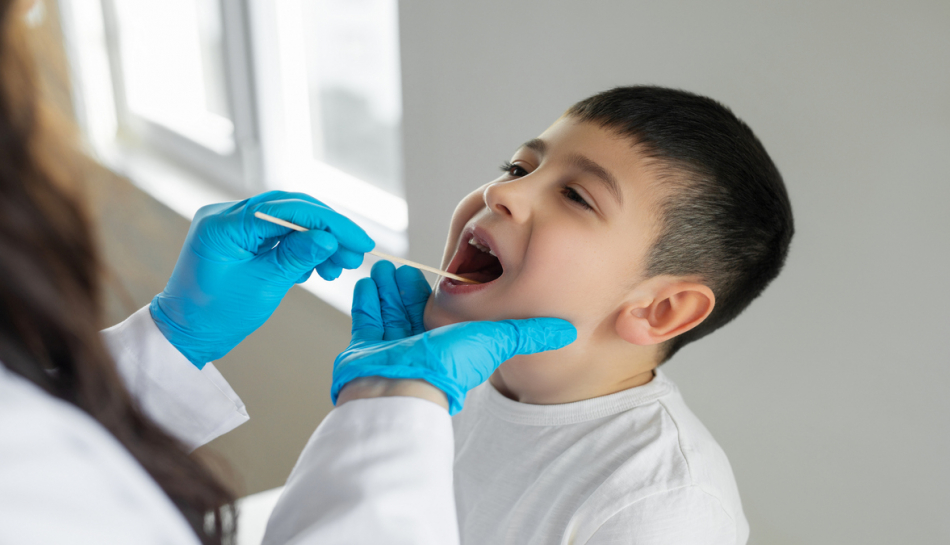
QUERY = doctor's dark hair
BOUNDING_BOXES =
[0,2,235,542]
[567,86,794,362]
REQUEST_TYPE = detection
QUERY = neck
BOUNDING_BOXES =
[488,341,658,405]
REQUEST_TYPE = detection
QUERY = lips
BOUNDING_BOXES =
[445,227,504,285]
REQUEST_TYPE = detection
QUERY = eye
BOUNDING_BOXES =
[500,161,529,177]
[561,186,593,211]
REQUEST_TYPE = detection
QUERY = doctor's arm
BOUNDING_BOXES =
[262,262,576,544]
[103,191,374,450]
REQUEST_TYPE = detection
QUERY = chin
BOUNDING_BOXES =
[423,296,459,331]
[423,293,502,331]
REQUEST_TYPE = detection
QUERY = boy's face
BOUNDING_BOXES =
[424,118,665,345]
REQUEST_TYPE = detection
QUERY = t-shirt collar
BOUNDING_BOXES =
[476,369,675,426]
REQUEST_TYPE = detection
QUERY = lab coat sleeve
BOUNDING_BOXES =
[0,366,204,545]
[262,397,460,545]
[101,306,249,451]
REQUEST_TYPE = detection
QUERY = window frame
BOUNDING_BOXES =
[246,0,409,237]
[57,0,411,313]
[97,0,262,193]
[63,0,407,243]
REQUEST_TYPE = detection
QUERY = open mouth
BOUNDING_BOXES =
[447,231,504,284]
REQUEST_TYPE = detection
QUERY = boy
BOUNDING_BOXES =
[423,86,793,544]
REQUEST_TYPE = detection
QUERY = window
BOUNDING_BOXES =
[60,0,407,253]
[253,0,408,237]
[111,0,235,155]
[299,0,404,200]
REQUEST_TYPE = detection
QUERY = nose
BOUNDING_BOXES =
[483,178,534,223]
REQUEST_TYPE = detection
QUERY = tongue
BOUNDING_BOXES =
[456,250,503,283]
[457,268,501,283]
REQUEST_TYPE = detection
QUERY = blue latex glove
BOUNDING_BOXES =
[366,259,432,340]
[151,191,374,368]
[331,261,577,414]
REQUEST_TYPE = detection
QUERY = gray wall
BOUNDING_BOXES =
[398,1,950,544]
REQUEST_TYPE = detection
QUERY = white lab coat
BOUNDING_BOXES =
[0,307,459,544]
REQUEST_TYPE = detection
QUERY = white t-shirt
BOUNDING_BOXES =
[452,369,749,545]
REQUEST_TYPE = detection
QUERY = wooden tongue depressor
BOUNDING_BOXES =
[253,211,481,284]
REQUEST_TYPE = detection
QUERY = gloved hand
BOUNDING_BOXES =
[331,261,577,414]
[151,191,374,368]
[364,259,432,340]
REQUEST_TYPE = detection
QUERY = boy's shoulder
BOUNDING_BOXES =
[643,372,747,517]
[591,373,749,542]
[452,371,748,544]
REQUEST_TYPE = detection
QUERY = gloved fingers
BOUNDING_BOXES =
[350,277,384,343]
[193,192,334,254]
[430,318,577,374]
[492,318,578,358]
[273,229,339,279]
[295,268,314,284]
[371,260,414,340]
[193,200,241,223]
[260,235,282,251]
[316,260,343,281]
[247,189,326,208]
[394,265,431,335]
[188,201,256,260]
[329,246,365,270]
[252,199,375,254]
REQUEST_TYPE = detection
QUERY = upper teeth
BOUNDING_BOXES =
[469,237,496,256]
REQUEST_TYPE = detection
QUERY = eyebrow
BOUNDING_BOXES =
[520,138,624,207]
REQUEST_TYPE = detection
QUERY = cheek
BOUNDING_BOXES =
[514,229,618,317]
[522,233,596,302]
[528,226,612,280]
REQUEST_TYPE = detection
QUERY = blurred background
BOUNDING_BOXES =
[33,0,950,543]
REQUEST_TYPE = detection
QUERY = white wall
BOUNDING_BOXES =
[398,1,950,543]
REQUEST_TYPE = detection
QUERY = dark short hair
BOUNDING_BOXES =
[567,86,794,362]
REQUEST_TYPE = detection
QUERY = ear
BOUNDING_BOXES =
[615,281,715,346]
